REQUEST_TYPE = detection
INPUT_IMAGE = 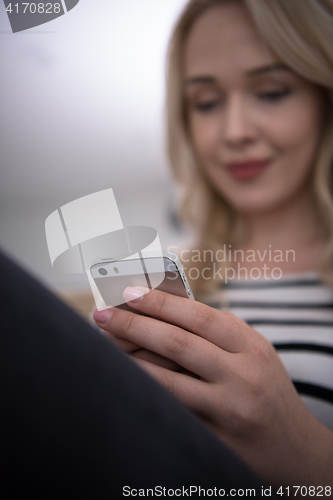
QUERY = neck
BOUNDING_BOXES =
[243,189,321,250]
[236,186,326,274]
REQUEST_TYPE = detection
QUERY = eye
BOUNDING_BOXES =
[194,99,221,112]
[257,88,292,102]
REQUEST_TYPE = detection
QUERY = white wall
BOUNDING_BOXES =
[0,0,192,291]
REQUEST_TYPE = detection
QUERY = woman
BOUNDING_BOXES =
[94,0,333,490]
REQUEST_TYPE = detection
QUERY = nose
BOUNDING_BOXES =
[223,94,256,148]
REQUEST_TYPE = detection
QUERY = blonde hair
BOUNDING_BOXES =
[166,0,333,296]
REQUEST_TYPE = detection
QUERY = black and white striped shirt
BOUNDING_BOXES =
[203,273,333,430]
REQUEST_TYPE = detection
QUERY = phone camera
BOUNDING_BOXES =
[114,267,119,274]
[98,268,108,276]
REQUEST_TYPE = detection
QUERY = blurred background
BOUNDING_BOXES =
[0,0,192,302]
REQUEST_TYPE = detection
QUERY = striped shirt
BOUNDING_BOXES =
[203,273,333,431]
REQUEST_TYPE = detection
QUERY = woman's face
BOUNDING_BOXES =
[183,2,324,213]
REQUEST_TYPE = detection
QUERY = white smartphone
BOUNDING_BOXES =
[90,252,194,312]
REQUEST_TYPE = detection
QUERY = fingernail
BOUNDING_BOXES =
[123,287,146,304]
[93,308,113,324]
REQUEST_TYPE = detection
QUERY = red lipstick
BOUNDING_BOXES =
[226,159,271,180]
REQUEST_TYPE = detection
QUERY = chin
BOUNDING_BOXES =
[222,192,282,214]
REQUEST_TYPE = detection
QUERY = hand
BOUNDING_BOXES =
[93,288,333,490]
[93,293,189,373]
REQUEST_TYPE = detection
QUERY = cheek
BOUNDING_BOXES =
[190,115,221,160]
[263,95,323,164]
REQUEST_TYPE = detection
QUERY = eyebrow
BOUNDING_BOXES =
[247,63,290,77]
[184,76,215,86]
[184,64,291,86]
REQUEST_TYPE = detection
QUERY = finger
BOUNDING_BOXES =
[131,349,198,375]
[132,357,209,412]
[99,318,185,370]
[94,305,228,381]
[123,287,250,352]
[103,331,142,354]
[94,309,143,353]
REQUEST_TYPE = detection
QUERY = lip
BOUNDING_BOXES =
[226,159,271,180]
